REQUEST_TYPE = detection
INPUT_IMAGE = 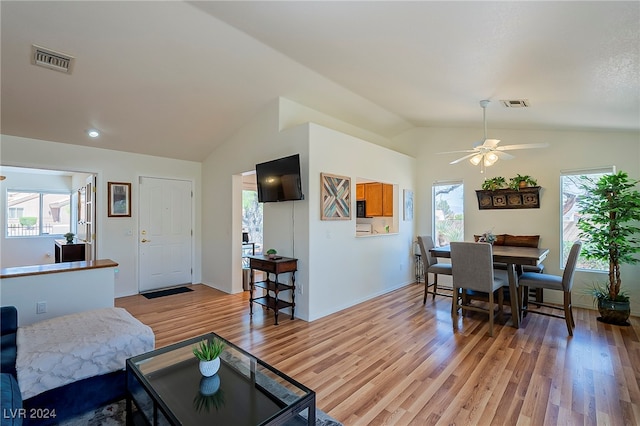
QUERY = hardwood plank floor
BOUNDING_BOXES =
[116,283,640,425]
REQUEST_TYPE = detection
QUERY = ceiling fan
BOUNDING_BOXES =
[439,100,549,173]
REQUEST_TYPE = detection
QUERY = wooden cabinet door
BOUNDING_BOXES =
[365,182,383,216]
[356,183,365,200]
[382,184,394,216]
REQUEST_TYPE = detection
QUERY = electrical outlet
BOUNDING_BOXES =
[297,284,303,295]
[36,301,47,314]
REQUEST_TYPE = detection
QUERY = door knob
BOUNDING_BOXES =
[141,239,151,243]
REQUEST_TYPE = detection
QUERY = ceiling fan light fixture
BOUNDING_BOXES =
[484,155,498,167]
[485,152,498,164]
[469,154,483,166]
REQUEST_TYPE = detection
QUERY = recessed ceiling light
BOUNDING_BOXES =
[87,129,100,138]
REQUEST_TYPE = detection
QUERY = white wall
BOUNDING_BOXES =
[1,265,117,326]
[0,135,202,297]
[201,100,309,298]
[201,99,417,321]
[307,124,416,320]
[393,126,640,314]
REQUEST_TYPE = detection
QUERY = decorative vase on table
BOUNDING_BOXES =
[199,357,220,377]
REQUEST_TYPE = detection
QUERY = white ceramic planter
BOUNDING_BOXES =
[199,357,220,377]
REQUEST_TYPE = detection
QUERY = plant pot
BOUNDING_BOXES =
[199,357,220,377]
[597,298,631,325]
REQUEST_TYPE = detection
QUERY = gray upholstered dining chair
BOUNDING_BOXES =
[450,242,507,337]
[417,236,453,303]
[518,241,582,336]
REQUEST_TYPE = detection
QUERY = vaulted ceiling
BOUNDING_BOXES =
[2,1,638,162]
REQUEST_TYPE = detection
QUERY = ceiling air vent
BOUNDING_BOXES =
[31,44,75,74]
[500,99,530,108]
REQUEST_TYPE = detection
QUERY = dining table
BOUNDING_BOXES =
[430,244,549,328]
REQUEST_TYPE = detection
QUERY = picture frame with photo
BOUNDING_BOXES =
[108,182,131,217]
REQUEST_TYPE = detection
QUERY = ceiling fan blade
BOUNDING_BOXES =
[437,149,477,155]
[473,139,501,149]
[496,143,550,151]
[449,152,479,165]
[483,139,501,148]
[494,151,515,160]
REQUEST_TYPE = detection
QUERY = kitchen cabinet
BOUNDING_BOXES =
[383,183,394,216]
[364,182,393,217]
[356,183,365,201]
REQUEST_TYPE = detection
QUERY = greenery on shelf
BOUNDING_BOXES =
[480,176,506,191]
[193,338,225,361]
[577,171,640,302]
[508,174,538,190]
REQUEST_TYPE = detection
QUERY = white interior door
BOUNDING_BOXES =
[76,175,96,261]
[139,177,192,292]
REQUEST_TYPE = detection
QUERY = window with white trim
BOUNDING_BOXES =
[560,167,614,271]
[432,181,464,247]
[6,191,71,237]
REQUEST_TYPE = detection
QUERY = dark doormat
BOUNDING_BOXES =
[142,286,193,299]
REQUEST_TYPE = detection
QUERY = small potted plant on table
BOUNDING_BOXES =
[266,248,278,259]
[193,338,225,377]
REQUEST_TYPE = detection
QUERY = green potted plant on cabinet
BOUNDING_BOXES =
[481,176,506,191]
[64,232,75,243]
[508,174,538,190]
[577,171,640,325]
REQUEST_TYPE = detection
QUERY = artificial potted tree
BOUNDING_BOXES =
[577,171,640,325]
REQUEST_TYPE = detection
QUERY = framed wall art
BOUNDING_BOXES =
[403,189,414,220]
[108,182,131,217]
[321,173,351,220]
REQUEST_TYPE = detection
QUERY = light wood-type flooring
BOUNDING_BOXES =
[116,283,640,425]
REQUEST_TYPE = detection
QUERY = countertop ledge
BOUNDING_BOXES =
[1,259,118,279]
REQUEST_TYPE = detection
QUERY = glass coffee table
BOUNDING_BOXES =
[126,333,316,425]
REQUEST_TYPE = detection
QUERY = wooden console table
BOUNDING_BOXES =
[248,255,297,325]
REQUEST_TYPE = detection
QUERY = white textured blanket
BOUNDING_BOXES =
[16,307,154,400]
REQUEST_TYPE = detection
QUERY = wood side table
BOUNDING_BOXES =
[248,255,297,325]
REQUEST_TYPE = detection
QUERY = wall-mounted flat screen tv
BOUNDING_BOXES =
[255,154,304,203]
